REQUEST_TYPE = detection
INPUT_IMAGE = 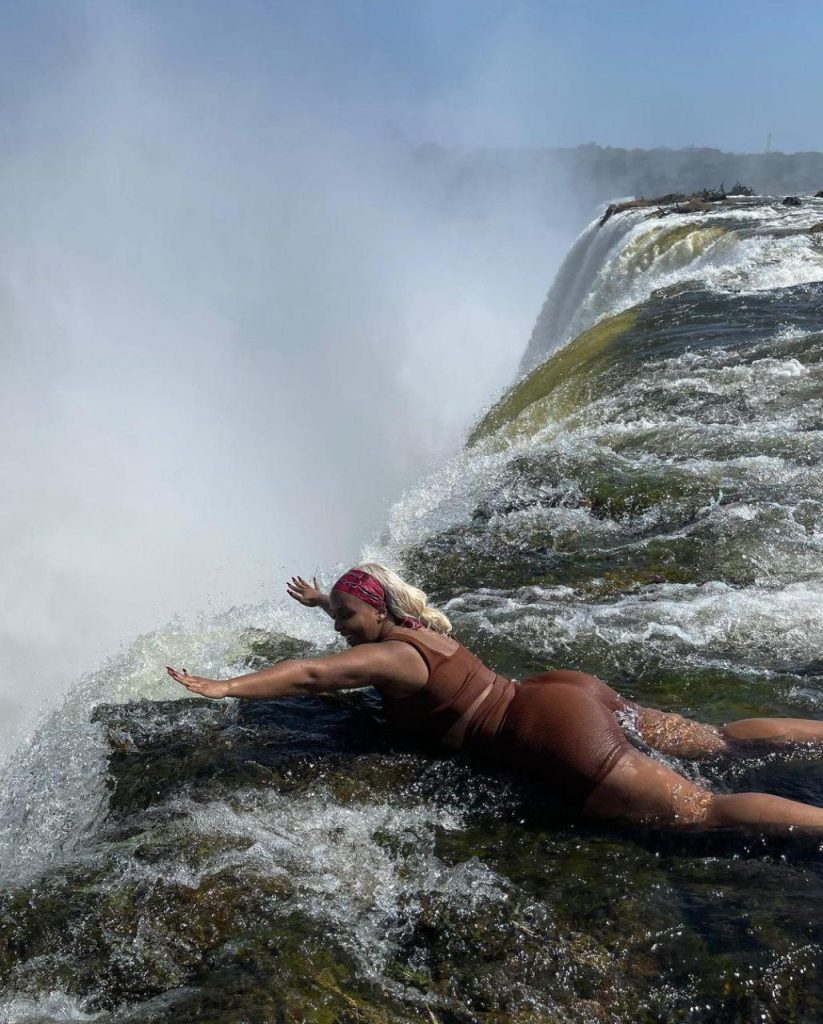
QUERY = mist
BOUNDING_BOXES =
[0,3,572,749]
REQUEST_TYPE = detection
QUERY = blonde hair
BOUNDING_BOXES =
[357,562,452,635]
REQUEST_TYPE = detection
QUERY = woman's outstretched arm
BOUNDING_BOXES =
[286,575,333,618]
[166,641,428,701]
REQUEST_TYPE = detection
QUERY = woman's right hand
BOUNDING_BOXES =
[166,666,230,699]
[286,575,325,607]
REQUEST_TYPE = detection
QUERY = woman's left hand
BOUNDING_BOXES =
[166,665,230,699]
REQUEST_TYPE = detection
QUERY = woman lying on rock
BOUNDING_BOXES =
[167,564,823,833]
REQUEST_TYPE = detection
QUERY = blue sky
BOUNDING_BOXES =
[3,0,821,153]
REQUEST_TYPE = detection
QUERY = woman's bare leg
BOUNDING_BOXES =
[706,791,823,830]
[633,707,823,759]
[584,747,823,833]
[721,718,823,744]
[633,707,730,758]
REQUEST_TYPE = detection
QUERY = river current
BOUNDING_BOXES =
[2,195,823,1023]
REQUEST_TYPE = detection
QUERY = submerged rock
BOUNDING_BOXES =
[3,672,823,1023]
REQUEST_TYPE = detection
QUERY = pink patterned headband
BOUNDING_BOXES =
[332,569,423,630]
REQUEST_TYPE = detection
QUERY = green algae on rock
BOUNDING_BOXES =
[468,307,639,447]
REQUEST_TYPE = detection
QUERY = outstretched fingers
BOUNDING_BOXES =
[286,575,320,605]
[166,665,228,700]
[166,665,200,693]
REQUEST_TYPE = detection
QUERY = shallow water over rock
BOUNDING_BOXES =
[3,692,823,1023]
[3,196,823,1022]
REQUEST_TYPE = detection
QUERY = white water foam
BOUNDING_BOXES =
[0,596,340,886]
[448,580,823,682]
[525,199,823,371]
[370,444,520,556]
[521,212,639,370]
[143,791,507,985]
[0,990,98,1024]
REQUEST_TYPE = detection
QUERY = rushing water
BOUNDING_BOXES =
[2,195,823,1023]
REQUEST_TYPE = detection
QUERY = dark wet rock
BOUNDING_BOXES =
[238,627,334,670]
[91,694,394,815]
[599,192,687,225]
[0,864,416,1021]
[4,678,823,1023]
[658,196,711,217]
[598,185,755,226]
[783,195,802,206]
[405,453,810,606]
[809,221,823,234]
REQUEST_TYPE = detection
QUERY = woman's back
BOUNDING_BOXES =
[377,623,515,749]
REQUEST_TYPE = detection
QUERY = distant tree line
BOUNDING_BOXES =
[406,142,823,230]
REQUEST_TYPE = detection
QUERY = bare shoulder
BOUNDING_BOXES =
[370,639,430,697]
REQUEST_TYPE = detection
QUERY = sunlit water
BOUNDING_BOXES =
[2,196,823,1023]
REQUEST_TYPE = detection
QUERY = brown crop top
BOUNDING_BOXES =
[377,623,516,749]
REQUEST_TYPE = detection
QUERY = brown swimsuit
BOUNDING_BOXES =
[379,624,635,811]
